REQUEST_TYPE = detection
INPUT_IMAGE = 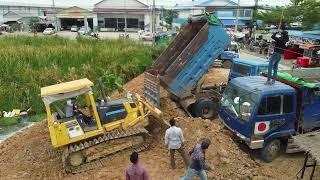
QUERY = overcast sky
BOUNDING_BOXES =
[0,0,291,8]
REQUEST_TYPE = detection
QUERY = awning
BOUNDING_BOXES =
[220,19,246,27]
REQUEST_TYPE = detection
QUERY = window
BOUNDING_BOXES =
[258,96,281,115]
[244,9,252,17]
[283,95,294,113]
[232,63,251,76]
[105,18,117,28]
[127,18,138,28]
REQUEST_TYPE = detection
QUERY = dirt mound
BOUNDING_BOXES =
[1,68,312,179]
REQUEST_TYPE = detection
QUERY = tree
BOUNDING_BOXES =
[28,17,40,34]
[256,0,319,30]
[299,0,320,30]
[163,9,178,26]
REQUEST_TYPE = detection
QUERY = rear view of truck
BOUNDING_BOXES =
[144,13,230,119]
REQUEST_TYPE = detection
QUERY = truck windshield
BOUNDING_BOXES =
[232,63,251,76]
[221,83,258,121]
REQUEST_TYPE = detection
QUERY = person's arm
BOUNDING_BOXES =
[165,130,169,146]
[189,146,195,156]
[143,168,150,180]
[126,170,130,180]
[179,128,185,144]
[271,32,279,41]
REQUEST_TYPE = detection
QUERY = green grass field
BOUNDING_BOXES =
[0,36,161,114]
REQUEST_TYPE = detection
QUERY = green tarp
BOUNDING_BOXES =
[277,71,317,88]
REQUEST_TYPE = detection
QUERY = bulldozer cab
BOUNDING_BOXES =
[41,79,103,147]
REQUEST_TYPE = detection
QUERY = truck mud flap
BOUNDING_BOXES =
[144,72,160,108]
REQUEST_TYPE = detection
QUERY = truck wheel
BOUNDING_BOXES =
[261,139,281,162]
[193,98,218,119]
[222,60,232,69]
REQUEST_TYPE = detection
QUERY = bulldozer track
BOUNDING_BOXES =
[62,127,153,174]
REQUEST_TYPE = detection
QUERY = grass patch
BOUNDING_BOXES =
[0,36,162,113]
[0,117,19,126]
[29,113,46,122]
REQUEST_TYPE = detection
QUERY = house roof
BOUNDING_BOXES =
[198,0,238,7]
[95,0,148,7]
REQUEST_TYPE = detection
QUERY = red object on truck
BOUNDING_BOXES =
[284,48,302,60]
[296,57,309,67]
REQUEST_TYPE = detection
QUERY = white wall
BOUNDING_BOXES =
[177,9,204,19]
[95,0,147,9]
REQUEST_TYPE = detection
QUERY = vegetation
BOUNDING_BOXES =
[28,17,40,34]
[257,0,320,30]
[0,117,19,126]
[163,9,179,26]
[0,36,161,114]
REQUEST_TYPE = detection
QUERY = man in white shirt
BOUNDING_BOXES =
[165,118,189,169]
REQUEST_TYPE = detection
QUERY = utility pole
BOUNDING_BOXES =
[52,0,58,31]
[235,0,240,32]
[152,0,156,44]
[124,0,127,37]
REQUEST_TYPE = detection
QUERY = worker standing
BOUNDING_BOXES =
[181,138,211,180]
[126,152,149,180]
[165,118,189,169]
[265,30,289,85]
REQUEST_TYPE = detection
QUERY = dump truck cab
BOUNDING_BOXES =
[220,76,296,148]
[219,41,240,68]
[41,78,147,148]
[220,69,320,162]
[229,58,269,81]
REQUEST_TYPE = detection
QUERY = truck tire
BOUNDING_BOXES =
[222,60,232,69]
[193,98,218,119]
[261,139,281,162]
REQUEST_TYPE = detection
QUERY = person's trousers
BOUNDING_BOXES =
[170,147,189,169]
[180,167,207,180]
[267,52,281,81]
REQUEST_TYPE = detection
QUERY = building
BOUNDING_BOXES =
[0,2,62,26]
[0,0,160,32]
[93,0,160,32]
[173,0,255,28]
[55,6,97,30]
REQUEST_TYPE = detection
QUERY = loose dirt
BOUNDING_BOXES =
[0,68,318,179]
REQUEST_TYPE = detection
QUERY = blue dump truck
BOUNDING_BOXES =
[218,41,240,68]
[144,14,230,119]
[228,58,269,81]
[219,68,320,162]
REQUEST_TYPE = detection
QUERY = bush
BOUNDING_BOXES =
[0,36,161,113]
[0,117,19,126]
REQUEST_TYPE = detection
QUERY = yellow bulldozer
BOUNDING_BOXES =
[40,78,165,173]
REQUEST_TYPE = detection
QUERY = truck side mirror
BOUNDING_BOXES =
[241,102,251,121]
[234,97,240,104]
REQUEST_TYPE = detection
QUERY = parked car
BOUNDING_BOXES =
[139,32,153,41]
[43,28,56,35]
[78,26,91,35]
[70,25,78,32]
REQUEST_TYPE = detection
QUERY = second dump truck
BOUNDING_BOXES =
[145,14,230,119]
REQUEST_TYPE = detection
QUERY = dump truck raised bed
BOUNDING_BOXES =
[145,14,230,119]
[219,68,320,162]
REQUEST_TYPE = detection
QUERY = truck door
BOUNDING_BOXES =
[254,94,296,139]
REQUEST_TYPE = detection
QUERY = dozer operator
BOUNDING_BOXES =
[41,78,166,173]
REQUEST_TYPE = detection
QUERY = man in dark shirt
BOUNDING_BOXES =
[181,138,211,180]
[266,30,289,85]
